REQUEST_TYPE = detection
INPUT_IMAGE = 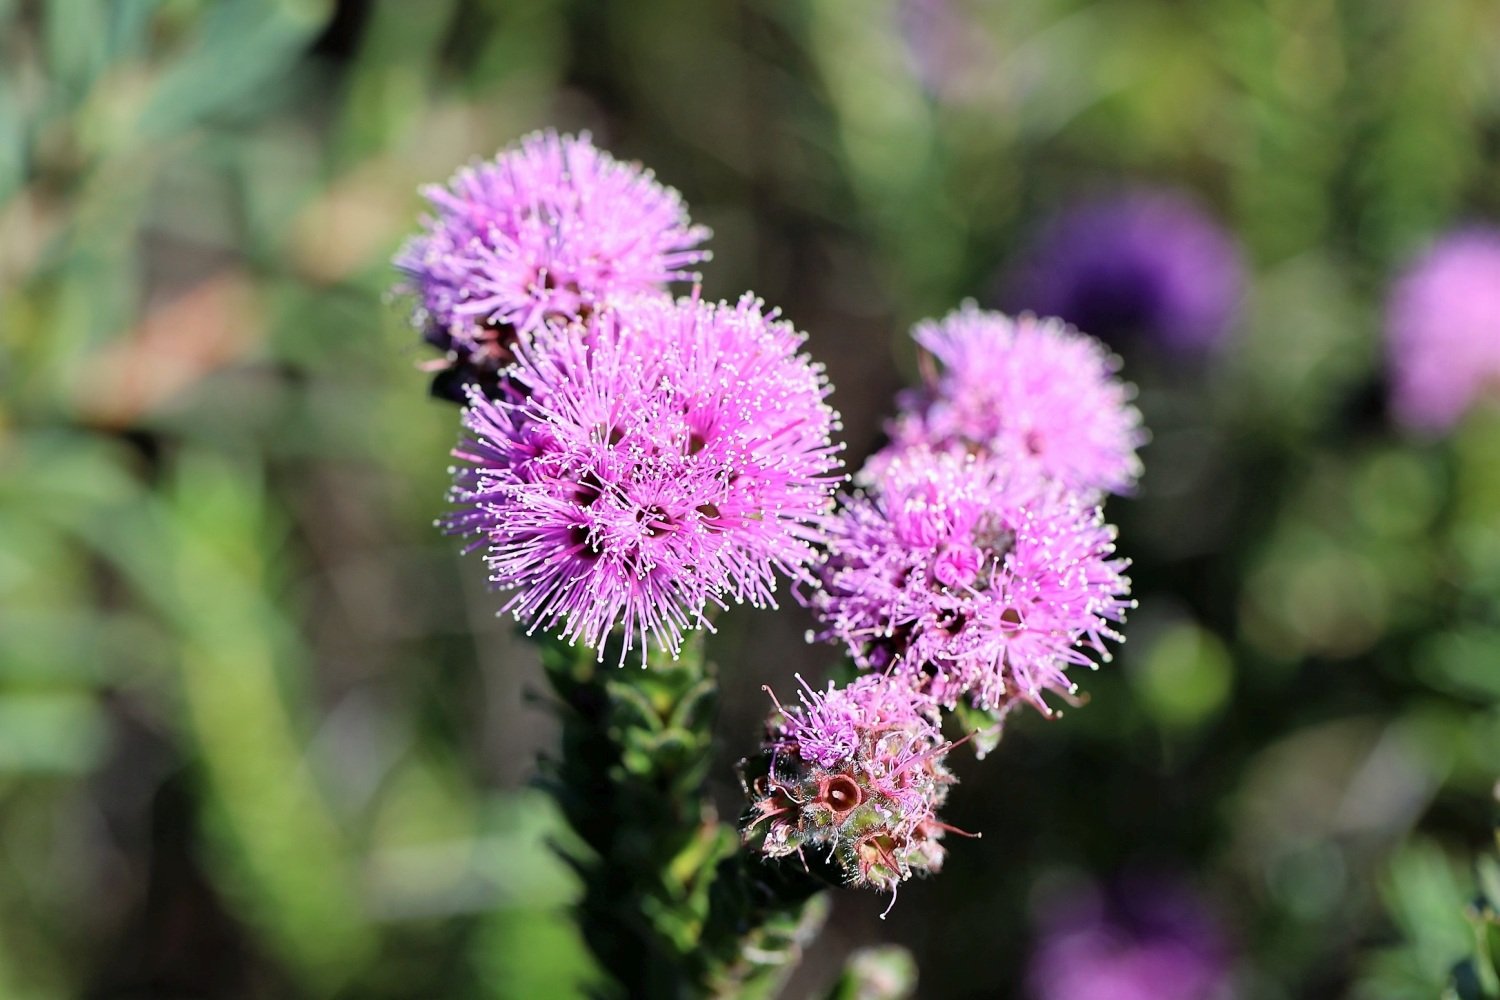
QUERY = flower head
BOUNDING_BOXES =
[745,674,962,901]
[889,306,1144,497]
[395,131,710,401]
[1007,190,1244,355]
[770,673,940,771]
[1386,226,1500,434]
[805,447,1132,715]
[1029,876,1233,1000]
[443,294,841,663]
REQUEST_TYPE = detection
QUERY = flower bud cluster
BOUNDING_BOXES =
[743,677,964,900]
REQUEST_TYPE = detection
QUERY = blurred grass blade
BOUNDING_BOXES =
[157,448,376,993]
[136,0,334,141]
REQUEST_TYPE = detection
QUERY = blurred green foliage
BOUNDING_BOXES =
[2,0,1499,997]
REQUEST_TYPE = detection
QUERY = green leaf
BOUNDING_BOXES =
[669,677,718,733]
[950,700,1006,759]
[607,681,666,738]
[135,0,334,141]
[1479,856,1500,913]
[44,0,111,106]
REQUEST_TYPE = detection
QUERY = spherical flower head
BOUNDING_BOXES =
[1028,877,1233,1000]
[443,294,842,663]
[889,305,1144,497]
[805,447,1132,715]
[1386,226,1500,434]
[1007,190,1244,355]
[744,674,963,904]
[394,131,710,401]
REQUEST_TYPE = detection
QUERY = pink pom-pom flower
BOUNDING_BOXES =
[888,305,1145,497]
[396,130,710,401]
[444,294,842,663]
[805,447,1132,715]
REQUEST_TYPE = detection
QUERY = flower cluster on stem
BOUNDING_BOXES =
[399,131,1146,945]
[400,131,848,995]
[742,304,1143,903]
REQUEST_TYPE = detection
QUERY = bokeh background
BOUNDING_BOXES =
[4,1,1500,997]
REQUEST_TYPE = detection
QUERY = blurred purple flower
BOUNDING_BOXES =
[1386,226,1500,434]
[444,294,841,663]
[1008,191,1244,355]
[1029,877,1234,1000]
[804,447,1132,715]
[889,305,1145,497]
[395,130,710,401]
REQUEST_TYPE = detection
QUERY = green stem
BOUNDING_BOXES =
[696,851,829,998]
[534,632,830,998]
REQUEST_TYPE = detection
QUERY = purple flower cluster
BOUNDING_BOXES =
[444,295,841,663]
[772,673,940,770]
[395,133,839,664]
[798,305,1138,720]
[1386,226,1500,434]
[746,305,1141,897]
[396,131,709,400]
[398,134,1146,906]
